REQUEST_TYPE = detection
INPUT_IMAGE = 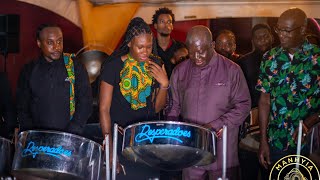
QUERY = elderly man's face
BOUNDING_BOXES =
[275,16,305,50]
[188,39,213,67]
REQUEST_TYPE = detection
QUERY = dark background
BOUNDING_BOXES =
[1,0,320,96]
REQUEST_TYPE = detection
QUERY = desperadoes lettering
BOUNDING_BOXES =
[22,141,72,159]
[135,124,191,143]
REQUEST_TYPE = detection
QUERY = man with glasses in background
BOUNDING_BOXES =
[256,7,320,179]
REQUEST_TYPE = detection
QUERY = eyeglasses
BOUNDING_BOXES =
[179,55,189,62]
[274,26,302,35]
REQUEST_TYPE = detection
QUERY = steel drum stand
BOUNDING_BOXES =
[295,120,317,169]
[295,120,303,170]
[105,134,110,180]
[218,125,228,180]
[296,120,303,156]
[105,123,118,180]
[296,120,319,169]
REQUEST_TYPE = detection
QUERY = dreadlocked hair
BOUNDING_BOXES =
[109,17,156,59]
[101,17,159,74]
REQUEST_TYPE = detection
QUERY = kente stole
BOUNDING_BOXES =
[63,53,75,120]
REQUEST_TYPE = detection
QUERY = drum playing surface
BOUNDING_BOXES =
[122,121,216,170]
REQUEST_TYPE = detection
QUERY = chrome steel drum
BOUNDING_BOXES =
[239,108,260,152]
[12,130,102,180]
[76,50,108,84]
[122,121,216,170]
[0,136,13,175]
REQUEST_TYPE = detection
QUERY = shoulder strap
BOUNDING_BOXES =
[63,53,76,120]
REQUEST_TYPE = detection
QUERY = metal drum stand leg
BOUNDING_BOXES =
[296,120,303,169]
[105,123,118,180]
[105,134,110,180]
[112,124,118,180]
[218,125,228,180]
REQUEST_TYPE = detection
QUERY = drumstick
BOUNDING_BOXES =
[296,120,303,169]
[112,123,118,180]
[105,134,110,180]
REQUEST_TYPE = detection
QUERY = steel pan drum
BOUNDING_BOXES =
[0,136,13,175]
[12,130,102,180]
[239,108,260,152]
[76,50,108,84]
[122,121,216,170]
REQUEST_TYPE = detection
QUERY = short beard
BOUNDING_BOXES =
[159,32,170,37]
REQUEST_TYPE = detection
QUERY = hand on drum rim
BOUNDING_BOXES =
[102,128,124,147]
[203,123,223,139]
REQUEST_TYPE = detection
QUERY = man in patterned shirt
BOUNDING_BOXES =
[256,7,320,172]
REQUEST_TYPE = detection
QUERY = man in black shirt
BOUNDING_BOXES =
[238,23,273,180]
[238,24,273,108]
[16,24,92,135]
[152,7,180,78]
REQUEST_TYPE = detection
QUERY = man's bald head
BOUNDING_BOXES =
[186,25,213,47]
[276,8,307,52]
[279,7,307,27]
[185,25,215,67]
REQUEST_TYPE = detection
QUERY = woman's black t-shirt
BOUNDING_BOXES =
[100,56,157,128]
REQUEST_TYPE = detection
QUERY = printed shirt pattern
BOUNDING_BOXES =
[119,54,152,110]
[256,41,320,151]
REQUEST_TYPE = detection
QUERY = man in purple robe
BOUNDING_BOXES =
[167,25,251,180]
